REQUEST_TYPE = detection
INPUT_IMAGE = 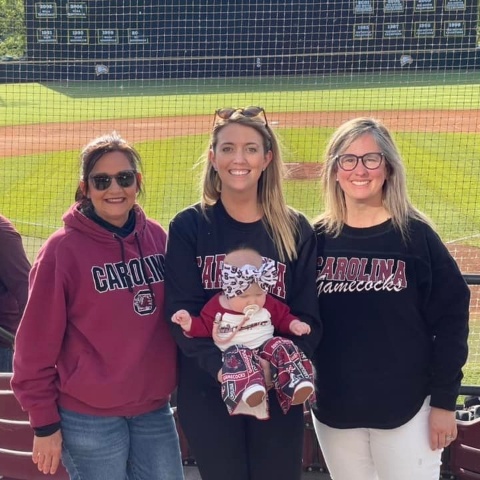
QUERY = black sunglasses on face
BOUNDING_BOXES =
[89,170,137,191]
[213,106,269,127]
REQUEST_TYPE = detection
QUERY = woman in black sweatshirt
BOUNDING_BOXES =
[165,107,322,480]
[312,117,470,480]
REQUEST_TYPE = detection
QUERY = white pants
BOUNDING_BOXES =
[312,397,442,480]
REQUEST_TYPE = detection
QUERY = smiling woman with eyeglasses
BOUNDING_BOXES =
[312,117,469,480]
[335,152,384,171]
[165,107,322,480]
[11,132,183,480]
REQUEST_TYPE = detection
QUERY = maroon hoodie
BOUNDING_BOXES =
[12,203,177,428]
[0,214,30,348]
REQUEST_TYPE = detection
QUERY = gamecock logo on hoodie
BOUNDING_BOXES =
[133,289,156,315]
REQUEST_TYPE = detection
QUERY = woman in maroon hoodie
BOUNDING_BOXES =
[12,132,183,480]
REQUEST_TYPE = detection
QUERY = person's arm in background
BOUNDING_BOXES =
[164,208,223,381]
[0,215,31,340]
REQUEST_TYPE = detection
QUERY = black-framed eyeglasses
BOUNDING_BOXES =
[213,106,268,127]
[89,170,137,191]
[335,152,384,171]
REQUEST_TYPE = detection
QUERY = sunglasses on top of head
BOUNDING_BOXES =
[213,106,269,127]
[89,170,137,191]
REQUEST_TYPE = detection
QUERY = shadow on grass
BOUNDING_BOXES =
[39,71,480,99]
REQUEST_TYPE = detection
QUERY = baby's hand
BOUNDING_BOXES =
[171,309,192,332]
[289,319,311,336]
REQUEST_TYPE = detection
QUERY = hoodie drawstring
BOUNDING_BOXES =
[112,232,157,310]
[113,234,134,293]
[134,232,156,310]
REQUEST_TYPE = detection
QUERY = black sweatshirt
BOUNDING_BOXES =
[312,218,470,429]
[164,201,322,391]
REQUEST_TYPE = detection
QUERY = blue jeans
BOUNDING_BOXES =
[59,405,184,480]
[0,347,13,372]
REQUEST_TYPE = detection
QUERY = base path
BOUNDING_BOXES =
[1,109,479,158]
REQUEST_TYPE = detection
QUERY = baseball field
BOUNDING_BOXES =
[0,72,479,383]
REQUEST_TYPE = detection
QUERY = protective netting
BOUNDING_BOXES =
[0,0,479,384]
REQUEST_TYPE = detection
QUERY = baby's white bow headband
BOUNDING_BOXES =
[221,259,277,299]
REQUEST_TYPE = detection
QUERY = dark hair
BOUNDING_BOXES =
[75,131,143,204]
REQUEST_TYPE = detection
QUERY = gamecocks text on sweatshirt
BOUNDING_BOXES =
[316,256,407,295]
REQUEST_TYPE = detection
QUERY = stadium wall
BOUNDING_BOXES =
[1,48,480,83]
[1,0,478,82]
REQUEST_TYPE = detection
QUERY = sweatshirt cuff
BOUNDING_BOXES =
[430,390,458,411]
[29,406,61,429]
[34,422,61,437]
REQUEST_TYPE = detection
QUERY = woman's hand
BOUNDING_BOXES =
[32,430,63,474]
[429,407,457,450]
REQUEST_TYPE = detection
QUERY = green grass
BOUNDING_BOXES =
[41,72,480,98]
[1,75,478,384]
[1,75,480,126]
[3,128,480,249]
[0,76,478,244]
[463,318,480,388]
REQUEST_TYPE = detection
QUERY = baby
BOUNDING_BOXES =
[172,247,314,419]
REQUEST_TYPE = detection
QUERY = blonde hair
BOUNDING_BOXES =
[200,112,298,262]
[315,117,433,240]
